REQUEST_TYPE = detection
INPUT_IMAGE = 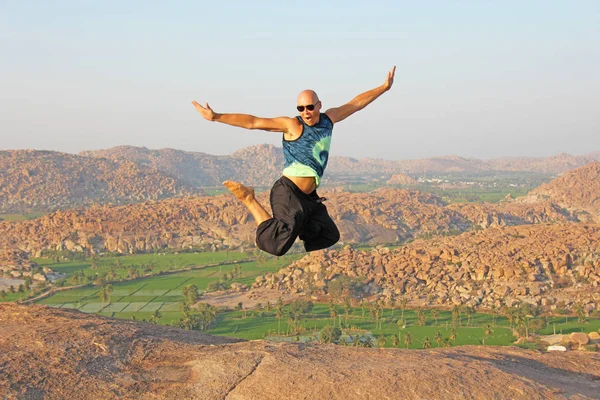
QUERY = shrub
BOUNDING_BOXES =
[320,326,342,344]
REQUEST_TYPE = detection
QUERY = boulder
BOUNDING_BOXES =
[547,345,567,352]
[569,332,590,346]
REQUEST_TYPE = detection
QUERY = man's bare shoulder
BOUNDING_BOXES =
[283,117,303,140]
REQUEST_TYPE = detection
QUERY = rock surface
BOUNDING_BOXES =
[0,150,202,213]
[521,161,600,222]
[254,223,600,311]
[1,303,599,399]
[0,185,580,259]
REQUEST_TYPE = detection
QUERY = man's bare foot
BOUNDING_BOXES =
[223,181,255,204]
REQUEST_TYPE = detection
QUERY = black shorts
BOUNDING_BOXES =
[256,176,340,256]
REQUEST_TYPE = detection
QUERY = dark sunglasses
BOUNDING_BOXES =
[297,101,320,112]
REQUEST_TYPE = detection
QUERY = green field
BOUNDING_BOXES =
[13,249,599,349]
[37,255,300,315]
[0,211,47,221]
[33,251,254,280]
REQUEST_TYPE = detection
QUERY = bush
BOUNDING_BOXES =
[320,326,342,344]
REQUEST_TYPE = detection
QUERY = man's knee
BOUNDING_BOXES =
[256,219,297,257]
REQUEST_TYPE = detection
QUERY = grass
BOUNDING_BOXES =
[32,251,253,283]
[36,254,301,312]
[0,212,46,221]
[539,317,600,335]
[21,249,600,349]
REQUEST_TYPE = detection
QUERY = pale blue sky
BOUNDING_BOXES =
[1,1,598,160]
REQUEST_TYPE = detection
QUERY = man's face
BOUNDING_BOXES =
[296,92,321,126]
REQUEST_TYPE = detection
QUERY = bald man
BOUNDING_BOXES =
[192,67,396,256]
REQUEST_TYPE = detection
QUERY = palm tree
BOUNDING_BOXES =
[105,284,113,303]
[434,331,443,347]
[99,284,113,307]
[416,307,427,326]
[403,331,413,349]
[276,306,283,335]
[400,297,408,323]
[484,324,494,336]
[99,286,107,307]
[449,328,457,341]
[465,306,475,327]
[490,304,497,327]
[432,309,440,326]
[360,299,366,320]
[91,254,99,270]
[182,284,200,305]
[422,336,432,349]
[574,303,586,323]
[150,309,162,324]
[443,337,452,348]
[378,334,387,348]
[343,297,352,326]
[329,301,338,327]
[451,305,461,327]
[392,334,400,348]
[388,297,396,317]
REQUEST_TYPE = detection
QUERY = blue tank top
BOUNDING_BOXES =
[282,113,333,188]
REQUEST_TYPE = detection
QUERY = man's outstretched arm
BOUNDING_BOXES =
[191,101,295,132]
[325,66,396,124]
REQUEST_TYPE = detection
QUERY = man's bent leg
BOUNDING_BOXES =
[255,177,306,257]
[301,203,340,252]
[256,218,299,256]
[223,180,271,225]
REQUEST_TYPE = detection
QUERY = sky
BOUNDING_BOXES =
[1,1,599,160]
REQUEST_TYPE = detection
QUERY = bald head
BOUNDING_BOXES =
[296,90,322,126]
[297,90,320,105]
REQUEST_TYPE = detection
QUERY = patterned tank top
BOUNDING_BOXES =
[282,113,333,188]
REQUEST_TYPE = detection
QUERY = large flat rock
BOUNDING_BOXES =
[1,304,599,399]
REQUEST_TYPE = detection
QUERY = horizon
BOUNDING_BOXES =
[1,1,599,159]
[2,143,600,162]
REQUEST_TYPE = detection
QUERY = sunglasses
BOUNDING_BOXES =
[297,101,320,112]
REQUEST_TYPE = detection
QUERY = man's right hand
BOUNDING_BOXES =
[192,101,216,121]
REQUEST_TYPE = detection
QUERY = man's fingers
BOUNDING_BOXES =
[389,66,396,79]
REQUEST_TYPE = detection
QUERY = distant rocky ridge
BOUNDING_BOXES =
[0,150,203,213]
[81,144,285,187]
[3,303,599,399]
[3,146,599,214]
[82,145,600,186]
[0,184,580,259]
[253,223,600,313]
[519,161,600,222]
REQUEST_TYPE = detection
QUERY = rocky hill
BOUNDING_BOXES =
[520,162,600,221]
[1,303,599,399]
[81,144,285,187]
[82,145,600,186]
[253,223,600,313]
[0,150,203,213]
[0,186,580,259]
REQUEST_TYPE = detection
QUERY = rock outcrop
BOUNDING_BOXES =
[0,183,587,260]
[1,303,599,399]
[83,145,600,186]
[386,173,418,185]
[0,150,202,213]
[0,248,34,275]
[521,161,600,222]
[254,223,600,311]
[81,144,285,187]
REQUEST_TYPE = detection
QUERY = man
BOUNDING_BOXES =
[192,66,395,256]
